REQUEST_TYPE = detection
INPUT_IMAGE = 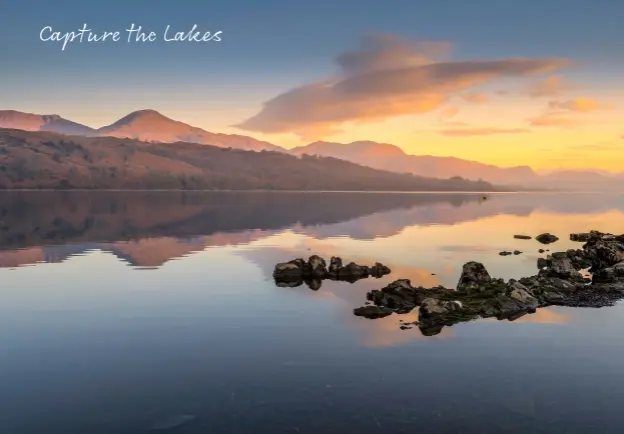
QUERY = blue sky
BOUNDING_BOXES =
[0,0,623,170]
[3,0,622,82]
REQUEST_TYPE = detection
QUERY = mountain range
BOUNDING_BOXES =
[0,128,496,191]
[0,109,281,152]
[1,109,622,190]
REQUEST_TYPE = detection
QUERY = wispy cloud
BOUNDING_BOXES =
[460,92,489,104]
[528,111,579,127]
[439,106,460,119]
[236,34,573,140]
[569,142,621,152]
[548,97,611,112]
[439,127,530,136]
[526,75,572,97]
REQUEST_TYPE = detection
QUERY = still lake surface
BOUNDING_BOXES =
[2,191,624,433]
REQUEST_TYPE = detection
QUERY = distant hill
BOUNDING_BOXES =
[0,128,501,191]
[290,140,537,186]
[96,109,282,152]
[0,109,281,152]
[2,109,622,190]
[524,170,624,191]
[0,110,96,136]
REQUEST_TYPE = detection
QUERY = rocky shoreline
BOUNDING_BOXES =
[273,230,624,335]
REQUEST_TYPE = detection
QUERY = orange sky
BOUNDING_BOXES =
[7,31,623,172]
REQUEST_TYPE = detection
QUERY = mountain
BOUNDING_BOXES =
[0,110,96,136]
[96,109,282,152]
[3,109,622,190]
[0,128,500,191]
[290,141,538,186]
[0,109,281,152]
[524,170,624,191]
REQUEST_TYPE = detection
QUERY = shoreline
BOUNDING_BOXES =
[0,189,622,194]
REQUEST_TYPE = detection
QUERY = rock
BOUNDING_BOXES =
[274,256,391,285]
[337,229,624,335]
[420,298,449,316]
[457,261,491,292]
[538,249,545,253]
[372,279,421,313]
[536,233,559,244]
[306,279,322,290]
[481,295,526,319]
[513,250,522,255]
[273,260,304,278]
[307,255,327,277]
[499,251,512,256]
[514,235,532,240]
[543,291,564,303]
[583,239,624,271]
[541,256,578,279]
[570,233,591,242]
[509,287,539,309]
[338,262,370,279]
[370,262,391,277]
[419,298,462,322]
[328,256,343,273]
[353,305,394,319]
[592,262,624,284]
[381,279,413,293]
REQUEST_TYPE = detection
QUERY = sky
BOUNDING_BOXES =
[1,0,623,170]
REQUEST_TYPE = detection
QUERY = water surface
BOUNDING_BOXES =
[2,191,624,433]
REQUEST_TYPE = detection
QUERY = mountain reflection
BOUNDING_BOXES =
[1,191,624,269]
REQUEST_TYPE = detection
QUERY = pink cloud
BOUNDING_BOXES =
[236,34,573,140]
[548,97,611,112]
[527,112,579,127]
[526,75,572,97]
[460,92,489,104]
[439,127,531,136]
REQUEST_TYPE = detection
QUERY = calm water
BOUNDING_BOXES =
[2,191,624,433]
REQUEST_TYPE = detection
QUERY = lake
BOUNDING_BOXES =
[2,191,624,433]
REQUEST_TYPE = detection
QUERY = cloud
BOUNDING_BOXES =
[335,34,453,74]
[528,112,579,127]
[236,34,572,139]
[548,97,611,112]
[460,92,489,104]
[569,142,621,152]
[526,75,571,97]
[439,127,530,136]
[438,106,460,121]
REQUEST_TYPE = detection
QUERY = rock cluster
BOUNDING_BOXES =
[353,230,624,336]
[273,255,391,290]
